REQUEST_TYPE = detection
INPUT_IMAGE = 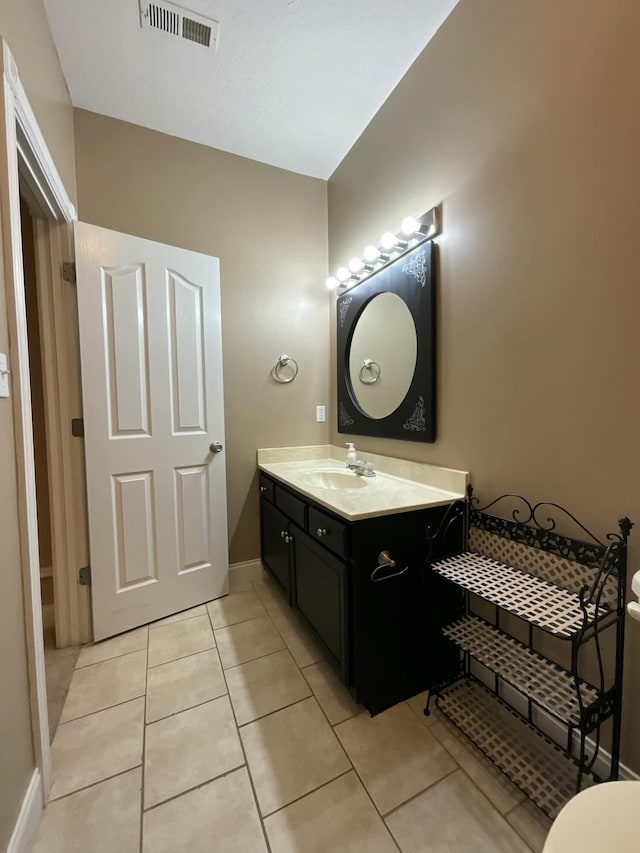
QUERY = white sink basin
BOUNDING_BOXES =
[298,469,368,491]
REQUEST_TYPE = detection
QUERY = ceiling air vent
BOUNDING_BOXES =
[139,1,219,50]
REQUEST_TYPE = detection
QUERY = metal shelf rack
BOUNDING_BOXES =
[425,488,632,818]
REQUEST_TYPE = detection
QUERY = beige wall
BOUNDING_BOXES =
[0,1,76,846]
[0,1,77,203]
[73,110,329,564]
[328,0,640,771]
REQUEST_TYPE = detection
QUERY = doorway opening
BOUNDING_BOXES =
[19,194,81,740]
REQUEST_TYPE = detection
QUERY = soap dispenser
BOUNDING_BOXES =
[346,443,357,468]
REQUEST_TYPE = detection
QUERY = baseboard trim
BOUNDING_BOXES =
[7,769,42,853]
[229,559,264,585]
[610,750,640,782]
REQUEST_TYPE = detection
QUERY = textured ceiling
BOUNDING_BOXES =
[43,0,459,179]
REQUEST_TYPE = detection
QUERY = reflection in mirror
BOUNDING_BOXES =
[348,293,417,419]
[337,240,435,442]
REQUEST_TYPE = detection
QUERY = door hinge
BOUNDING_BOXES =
[62,261,76,284]
[78,566,91,586]
[71,417,84,438]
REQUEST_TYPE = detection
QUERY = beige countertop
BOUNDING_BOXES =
[257,445,469,521]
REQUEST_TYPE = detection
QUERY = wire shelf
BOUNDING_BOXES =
[443,616,599,725]
[431,552,607,638]
[436,678,592,818]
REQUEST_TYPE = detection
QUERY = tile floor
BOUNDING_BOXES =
[33,572,552,852]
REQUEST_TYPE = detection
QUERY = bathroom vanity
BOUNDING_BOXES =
[258,446,468,714]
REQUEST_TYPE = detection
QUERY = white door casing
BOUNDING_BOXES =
[75,223,228,640]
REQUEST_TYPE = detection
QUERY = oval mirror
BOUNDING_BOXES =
[348,292,417,419]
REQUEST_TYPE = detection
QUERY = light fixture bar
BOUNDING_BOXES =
[325,204,441,291]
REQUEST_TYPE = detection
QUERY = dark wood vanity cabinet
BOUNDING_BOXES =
[259,498,292,599]
[291,529,348,680]
[259,472,464,715]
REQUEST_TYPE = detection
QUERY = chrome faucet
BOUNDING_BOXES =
[350,459,376,477]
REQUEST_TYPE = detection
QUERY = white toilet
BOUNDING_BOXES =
[543,781,640,852]
[544,577,640,852]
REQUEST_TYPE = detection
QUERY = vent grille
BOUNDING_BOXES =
[139,1,218,49]
[182,17,211,47]
[147,3,179,35]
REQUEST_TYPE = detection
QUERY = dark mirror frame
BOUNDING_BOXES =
[336,240,436,443]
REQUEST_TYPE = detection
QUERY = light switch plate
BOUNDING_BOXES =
[315,405,326,423]
[0,352,9,398]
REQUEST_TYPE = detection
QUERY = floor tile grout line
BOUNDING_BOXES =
[46,764,144,805]
[410,697,547,840]
[71,645,148,674]
[396,702,533,837]
[74,644,148,670]
[259,612,401,849]
[147,642,217,670]
[216,639,288,671]
[503,800,549,853]
[426,713,529,816]
[145,688,229,726]
[233,579,364,844]
[58,692,147,727]
[297,663,361,727]
[222,645,296,675]
[259,767,354,821]
[302,670,402,852]
[434,764,536,851]
[253,579,399,844]
[139,632,150,852]
[149,610,208,631]
[145,645,220,674]
[43,575,549,851]
[215,620,274,853]
[380,765,460,821]
[235,691,314,729]
[142,758,247,814]
[254,574,462,849]
[140,763,248,815]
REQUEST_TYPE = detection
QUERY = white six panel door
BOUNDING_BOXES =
[74,223,228,640]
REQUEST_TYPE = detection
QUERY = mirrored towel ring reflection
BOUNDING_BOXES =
[359,359,381,384]
[337,241,436,442]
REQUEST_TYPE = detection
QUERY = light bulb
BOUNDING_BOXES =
[325,276,339,290]
[349,257,364,273]
[401,215,420,235]
[336,267,350,282]
[363,245,380,262]
[380,231,398,250]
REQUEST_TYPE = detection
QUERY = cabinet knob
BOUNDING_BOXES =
[317,527,328,537]
[260,485,268,494]
[280,530,286,539]
[284,533,292,544]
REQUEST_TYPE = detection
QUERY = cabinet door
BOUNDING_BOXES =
[350,505,463,715]
[291,527,348,680]
[260,498,291,596]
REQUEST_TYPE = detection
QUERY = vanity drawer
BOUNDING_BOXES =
[308,507,348,559]
[275,484,306,528]
[259,474,275,503]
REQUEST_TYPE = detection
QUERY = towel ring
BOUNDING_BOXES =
[371,550,409,582]
[359,359,381,384]
[273,354,299,384]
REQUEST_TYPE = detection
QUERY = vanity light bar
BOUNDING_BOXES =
[325,205,441,291]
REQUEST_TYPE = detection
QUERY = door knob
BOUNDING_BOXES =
[209,441,223,453]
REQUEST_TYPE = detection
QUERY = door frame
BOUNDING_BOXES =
[0,38,76,799]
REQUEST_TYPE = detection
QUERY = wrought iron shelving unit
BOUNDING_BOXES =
[425,487,632,819]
